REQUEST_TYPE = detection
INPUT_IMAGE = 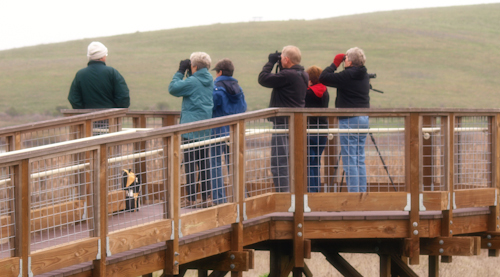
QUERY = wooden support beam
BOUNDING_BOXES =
[428,255,439,277]
[183,251,251,272]
[379,254,391,277]
[390,254,418,277]
[269,243,293,277]
[209,271,229,277]
[303,239,311,259]
[302,262,312,277]
[198,270,208,277]
[481,233,500,252]
[321,248,362,277]
[420,237,480,256]
[292,267,302,277]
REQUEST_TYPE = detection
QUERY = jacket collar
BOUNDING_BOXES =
[87,60,106,66]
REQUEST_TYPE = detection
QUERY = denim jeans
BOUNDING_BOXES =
[339,116,369,192]
[307,135,327,193]
[210,142,229,204]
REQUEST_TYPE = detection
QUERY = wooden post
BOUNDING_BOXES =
[489,113,500,256]
[379,254,391,277]
[93,145,108,277]
[407,113,420,265]
[14,132,21,150]
[441,114,454,263]
[163,115,177,127]
[428,255,440,277]
[85,120,92,137]
[134,115,148,205]
[230,120,246,277]
[292,113,306,268]
[19,160,30,277]
[165,133,180,276]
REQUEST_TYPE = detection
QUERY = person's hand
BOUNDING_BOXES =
[178,59,191,73]
[333,54,346,67]
[268,51,281,64]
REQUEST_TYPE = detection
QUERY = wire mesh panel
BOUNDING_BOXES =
[245,117,290,197]
[21,126,82,149]
[422,116,446,191]
[314,116,406,193]
[0,137,9,153]
[454,116,492,190]
[146,117,164,129]
[180,125,234,212]
[92,119,122,136]
[30,151,95,252]
[107,137,168,232]
[121,117,134,129]
[0,166,16,259]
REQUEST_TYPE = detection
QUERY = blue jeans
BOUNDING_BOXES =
[339,116,369,192]
[210,142,229,204]
[307,135,327,193]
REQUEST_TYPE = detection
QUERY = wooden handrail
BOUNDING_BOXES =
[0,108,127,136]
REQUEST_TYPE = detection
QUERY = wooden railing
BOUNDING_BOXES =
[61,109,181,129]
[0,109,128,152]
[0,108,498,276]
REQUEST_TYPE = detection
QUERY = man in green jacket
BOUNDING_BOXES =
[169,52,214,208]
[68,41,130,109]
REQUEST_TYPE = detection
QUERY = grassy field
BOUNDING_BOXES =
[1,3,500,126]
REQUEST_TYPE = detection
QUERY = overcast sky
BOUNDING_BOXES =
[1,0,498,51]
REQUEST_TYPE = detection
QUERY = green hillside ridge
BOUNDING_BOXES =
[0,3,499,118]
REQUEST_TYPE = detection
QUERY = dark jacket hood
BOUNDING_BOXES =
[214,76,244,103]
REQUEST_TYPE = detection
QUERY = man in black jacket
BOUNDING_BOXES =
[319,47,370,193]
[258,45,308,192]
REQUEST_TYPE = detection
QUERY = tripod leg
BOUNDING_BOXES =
[369,133,396,191]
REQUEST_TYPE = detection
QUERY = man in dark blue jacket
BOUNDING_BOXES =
[210,59,247,204]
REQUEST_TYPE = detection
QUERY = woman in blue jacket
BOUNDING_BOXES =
[169,52,214,208]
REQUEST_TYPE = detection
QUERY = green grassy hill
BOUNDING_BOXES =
[1,3,499,119]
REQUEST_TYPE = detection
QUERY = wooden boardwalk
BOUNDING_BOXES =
[1,108,500,277]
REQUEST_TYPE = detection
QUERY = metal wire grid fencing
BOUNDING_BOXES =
[454,116,492,190]
[147,117,164,129]
[0,166,15,259]
[244,117,290,197]
[107,138,168,232]
[30,152,95,252]
[422,116,446,191]
[0,137,9,153]
[92,119,121,136]
[21,126,82,149]
[121,117,135,129]
[180,126,234,211]
[308,116,406,193]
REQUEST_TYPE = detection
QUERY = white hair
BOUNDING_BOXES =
[190,52,211,69]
